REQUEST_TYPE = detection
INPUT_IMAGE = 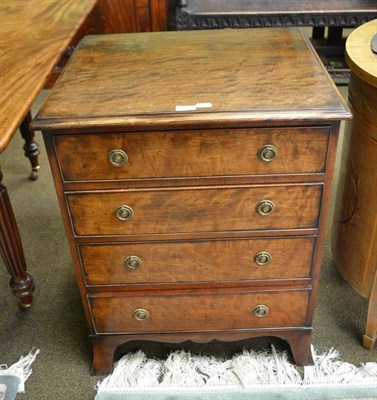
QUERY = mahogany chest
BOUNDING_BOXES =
[34,28,351,374]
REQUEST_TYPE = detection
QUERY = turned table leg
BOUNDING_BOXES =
[0,167,34,308]
[19,111,40,181]
[363,270,377,350]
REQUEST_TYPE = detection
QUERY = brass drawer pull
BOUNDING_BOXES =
[254,252,272,266]
[115,205,134,221]
[253,305,269,318]
[125,255,142,270]
[108,149,128,167]
[256,200,275,216]
[257,144,277,163]
[133,309,149,321]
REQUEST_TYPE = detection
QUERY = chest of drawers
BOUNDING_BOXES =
[34,28,351,374]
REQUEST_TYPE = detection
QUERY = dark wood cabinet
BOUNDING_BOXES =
[35,28,350,374]
[48,0,169,85]
[76,0,168,35]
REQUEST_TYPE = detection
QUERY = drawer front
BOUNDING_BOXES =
[55,127,329,182]
[67,184,322,236]
[80,237,315,286]
[89,290,310,334]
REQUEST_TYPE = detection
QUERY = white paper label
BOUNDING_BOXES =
[175,102,213,112]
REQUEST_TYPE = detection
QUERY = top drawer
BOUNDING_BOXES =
[53,127,329,182]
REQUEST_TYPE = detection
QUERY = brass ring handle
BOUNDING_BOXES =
[253,305,269,318]
[108,149,128,167]
[256,200,275,216]
[133,309,149,321]
[115,205,134,221]
[254,252,272,266]
[257,144,277,163]
[125,255,142,270]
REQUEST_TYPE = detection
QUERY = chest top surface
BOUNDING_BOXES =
[35,28,350,131]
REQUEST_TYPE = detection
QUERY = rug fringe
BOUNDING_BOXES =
[0,347,40,392]
[96,346,377,393]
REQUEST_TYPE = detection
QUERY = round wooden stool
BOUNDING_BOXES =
[332,19,377,350]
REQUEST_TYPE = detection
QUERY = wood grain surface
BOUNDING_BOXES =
[37,27,349,372]
[0,0,96,152]
[89,289,310,334]
[75,0,138,34]
[80,236,315,286]
[345,19,377,88]
[150,0,168,31]
[332,78,377,298]
[332,21,377,348]
[73,0,168,37]
[34,29,350,131]
[67,184,322,237]
[54,127,329,182]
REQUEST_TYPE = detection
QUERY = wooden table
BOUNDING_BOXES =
[332,19,377,350]
[0,0,96,307]
[176,0,377,83]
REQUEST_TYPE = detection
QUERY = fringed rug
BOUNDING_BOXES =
[95,347,377,400]
[0,348,39,400]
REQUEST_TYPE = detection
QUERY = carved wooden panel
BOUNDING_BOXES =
[176,0,377,30]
